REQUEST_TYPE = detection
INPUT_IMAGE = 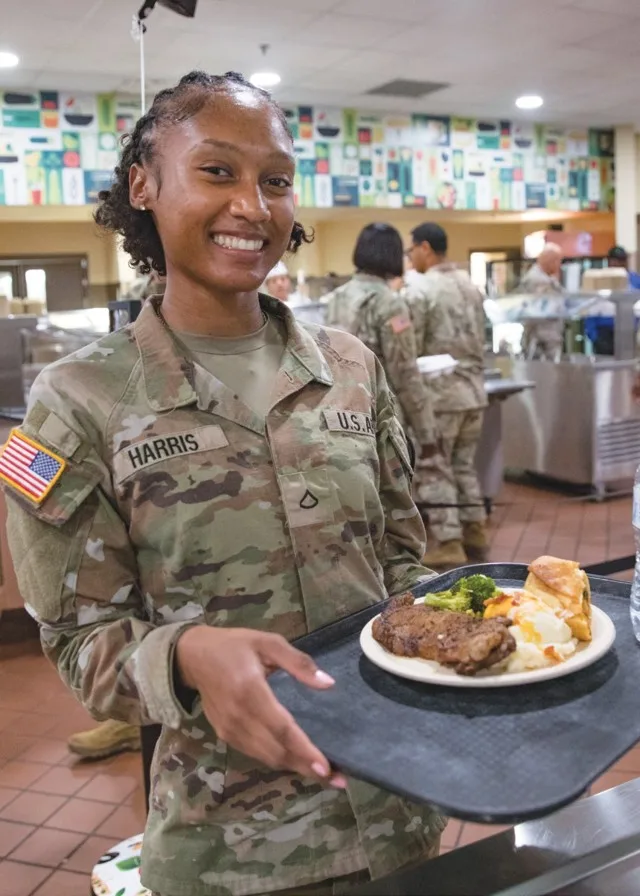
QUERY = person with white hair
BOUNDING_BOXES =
[518,242,565,296]
[515,242,566,360]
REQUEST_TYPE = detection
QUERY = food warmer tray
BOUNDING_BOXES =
[270,563,640,824]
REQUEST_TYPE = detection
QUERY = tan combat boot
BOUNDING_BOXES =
[67,719,141,760]
[423,539,468,572]
[462,521,490,564]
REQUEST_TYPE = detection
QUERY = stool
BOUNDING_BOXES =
[90,833,149,896]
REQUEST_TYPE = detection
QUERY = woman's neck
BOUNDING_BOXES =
[160,272,264,337]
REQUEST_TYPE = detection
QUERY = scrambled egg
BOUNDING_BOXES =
[484,591,577,672]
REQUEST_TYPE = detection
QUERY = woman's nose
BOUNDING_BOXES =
[229,182,271,222]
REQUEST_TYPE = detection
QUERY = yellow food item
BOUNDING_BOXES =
[524,556,591,642]
[485,590,577,671]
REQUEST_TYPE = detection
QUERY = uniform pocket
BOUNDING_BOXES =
[387,418,414,481]
[278,468,339,529]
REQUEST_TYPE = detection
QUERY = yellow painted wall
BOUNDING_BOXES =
[0,206,616,285]
[290,209,616,276]
[0,220,118,285]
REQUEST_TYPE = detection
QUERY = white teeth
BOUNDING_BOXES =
[213,234,264,251]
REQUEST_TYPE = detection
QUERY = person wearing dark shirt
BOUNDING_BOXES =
[607,246,640,290]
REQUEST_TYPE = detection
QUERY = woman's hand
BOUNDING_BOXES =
[175,626,346,788]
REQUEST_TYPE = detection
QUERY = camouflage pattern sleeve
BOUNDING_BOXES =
[400,286,432,358]
[4,386,199,731]
[373,360,433,594]
[377,297,437,447]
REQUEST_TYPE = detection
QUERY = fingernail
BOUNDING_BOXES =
[314,670,335,686]
[311,761,329,778]
[330,775,347,789]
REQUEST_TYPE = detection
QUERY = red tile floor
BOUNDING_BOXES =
[0,480,637,894]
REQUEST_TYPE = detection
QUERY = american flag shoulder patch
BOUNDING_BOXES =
[389,314,412,334]
[0,429,66,504]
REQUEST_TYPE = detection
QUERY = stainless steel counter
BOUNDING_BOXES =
[356,777,640,896]
[503,359,640,496]
[477,379,535,506]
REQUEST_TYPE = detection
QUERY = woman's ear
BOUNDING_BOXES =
[129,162,148,211]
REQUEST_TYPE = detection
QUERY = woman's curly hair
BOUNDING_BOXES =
[95,71,313,276]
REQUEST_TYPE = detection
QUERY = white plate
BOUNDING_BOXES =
[360,598,616,688]
[417,353,458,378]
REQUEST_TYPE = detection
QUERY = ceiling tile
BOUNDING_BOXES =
[1,0,638,128]
[293,13,407,49]
[170,1,321,34]
[31,70,128,93]
[0,70,43,90]
[573,21,640,53]
[220,0,340,8]
[561,0,640,15]
[337,0,435,21]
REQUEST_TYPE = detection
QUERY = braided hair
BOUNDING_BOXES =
[95,71,312,276]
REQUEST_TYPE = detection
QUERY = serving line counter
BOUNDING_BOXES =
[91,777,640,896]
[492,290,640,497]
[357,777,640,896]
[503,357,639,498]
[478,375,535,512]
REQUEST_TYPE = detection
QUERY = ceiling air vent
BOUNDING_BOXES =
[366,79,449,98]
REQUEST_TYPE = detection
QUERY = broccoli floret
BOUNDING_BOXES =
[452,574,498,614]
[423,590,473,613]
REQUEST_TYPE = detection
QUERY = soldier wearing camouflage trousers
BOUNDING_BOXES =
[404,223,489,570]
[2,72,445,896]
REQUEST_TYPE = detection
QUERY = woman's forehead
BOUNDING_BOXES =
[168,89,292,155]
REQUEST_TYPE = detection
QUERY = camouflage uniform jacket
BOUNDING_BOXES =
[517,263,565,296]
[323,273,437,446]
[4,296,444,896]
[403,264,488,412]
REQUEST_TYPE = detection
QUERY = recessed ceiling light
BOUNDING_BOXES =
[0,51,19,68]
[516,94,543,110]
[249,71,281,89]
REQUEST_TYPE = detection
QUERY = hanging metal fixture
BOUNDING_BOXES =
[131,0,198,113]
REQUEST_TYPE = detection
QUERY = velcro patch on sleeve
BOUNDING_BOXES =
[0,429,66,504]
[388,314,412,334]
[323,409,375,437]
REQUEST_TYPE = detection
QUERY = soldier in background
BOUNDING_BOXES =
[515,243,566,360]
[3,72,444,896]
[323,222,439,461]
[405,222,488,570]
[517,242,564,296]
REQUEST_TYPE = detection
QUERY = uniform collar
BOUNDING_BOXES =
[133,294,333,413]
[353,272,386,286]
[428,261,458,275]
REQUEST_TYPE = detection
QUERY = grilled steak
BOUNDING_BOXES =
[372,593,516,676]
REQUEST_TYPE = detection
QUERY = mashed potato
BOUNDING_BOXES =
[485,591,578,672]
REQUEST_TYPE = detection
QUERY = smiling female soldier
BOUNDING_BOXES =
[2,72,445,896]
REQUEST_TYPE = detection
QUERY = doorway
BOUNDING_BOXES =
[0,255,88,312]
[469,247,522,296]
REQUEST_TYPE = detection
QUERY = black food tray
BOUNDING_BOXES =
[270,563,640,823]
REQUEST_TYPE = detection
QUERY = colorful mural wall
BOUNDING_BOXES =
[0,90,139,206]
[285,107,615,212]
[0,88,615,212]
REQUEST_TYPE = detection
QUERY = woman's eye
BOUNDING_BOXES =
[266,177,292,189]
[202,166,232,177]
